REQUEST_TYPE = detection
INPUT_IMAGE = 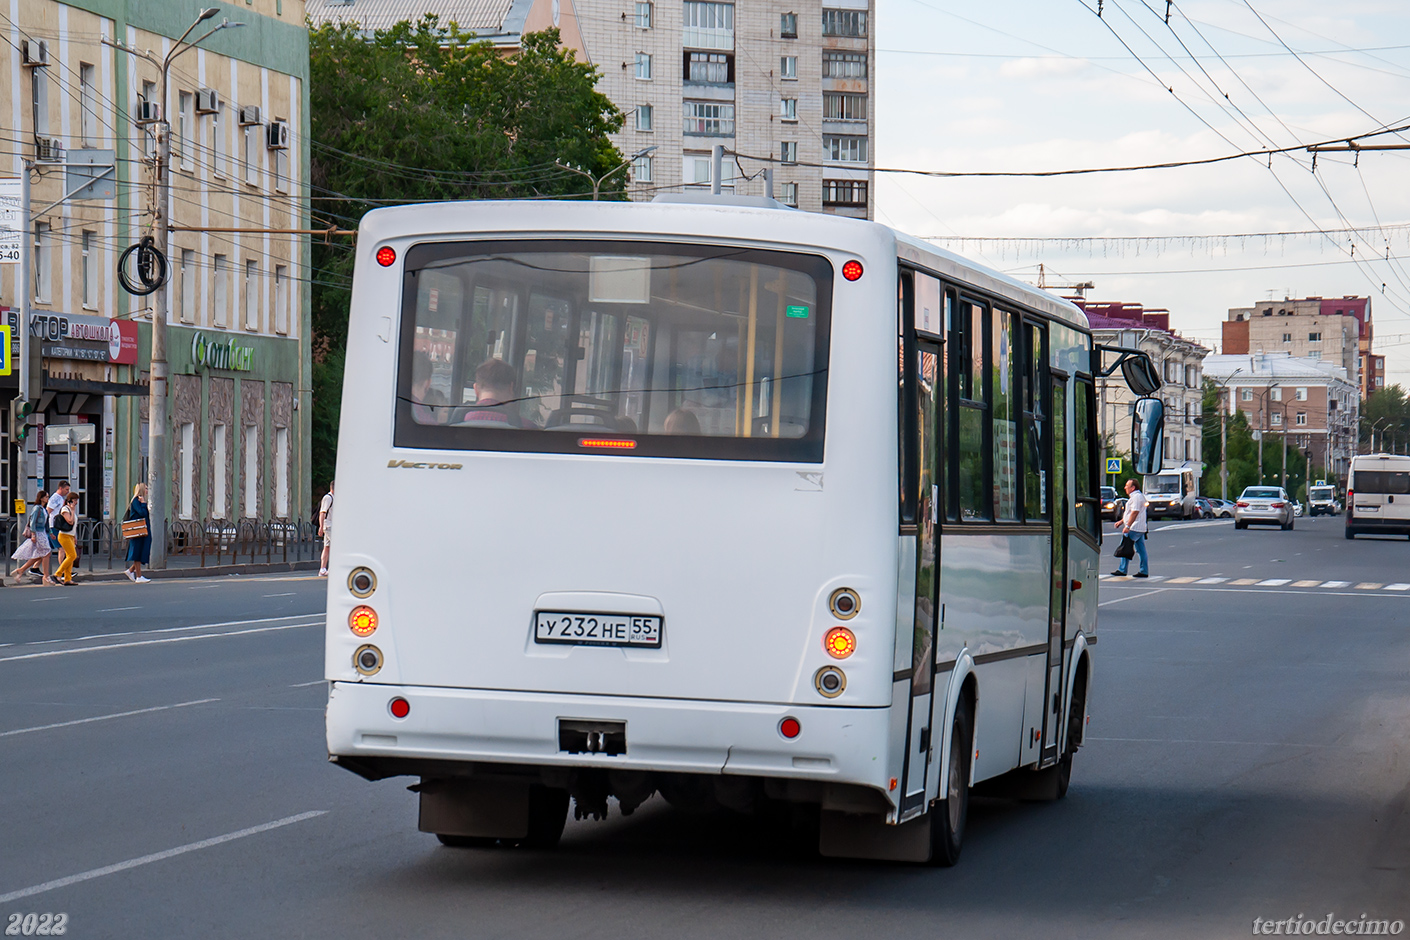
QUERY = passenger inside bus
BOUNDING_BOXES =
[454,358,531,428]
[410,352,454,425]
[664,407,701,435]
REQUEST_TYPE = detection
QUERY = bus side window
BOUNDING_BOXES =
[1022,320,1049,521]
[898,268,917,525]
[1074,376,1099,540]
[953,298,990,521]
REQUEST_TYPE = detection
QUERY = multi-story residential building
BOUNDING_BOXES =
[1203,353,1359,481]
[577,0,875,216]
[1072,301,1209,473]
[1222,295,1374,398]
[307,0,583,49]
[1,0,312,531]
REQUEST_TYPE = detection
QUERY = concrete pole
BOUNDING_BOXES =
[711,145,723,195]
[146,102,171,568]
[1220,399,1228,501]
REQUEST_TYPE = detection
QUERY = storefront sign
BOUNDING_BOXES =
[0,179,20,264]
[191,332,255,372]
[28,312,138,364]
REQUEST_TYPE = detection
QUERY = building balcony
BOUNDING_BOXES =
[682,26,732,50]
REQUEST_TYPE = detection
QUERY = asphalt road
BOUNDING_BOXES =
[2,518,1407,939]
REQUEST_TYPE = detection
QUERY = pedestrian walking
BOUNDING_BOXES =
[318,481,334,577]
[1111,477,1150,578]
[124,483,152,582]
[11,490,57,585]
[46,481,70,562]
[53,493,79,586]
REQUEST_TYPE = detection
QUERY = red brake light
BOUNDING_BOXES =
[578,438,636,450]
[1270,502,1285,509]
[779,717,801,739]
[841,260,864,281]
[389,697,410,719]
[349,605,378,637]
[376,246,396,267]
[1236,501,1249,507]
[824,626,856,659]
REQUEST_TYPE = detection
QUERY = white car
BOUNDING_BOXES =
[1234,486,1295,530]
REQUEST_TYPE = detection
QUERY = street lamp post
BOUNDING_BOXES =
[1210,368,1242,501]
[556,146,658,201]
[104,9,242,569]
[1371,417,1390,454]
[1259,382,1279,485]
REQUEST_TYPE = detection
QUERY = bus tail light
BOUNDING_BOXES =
[824,626,856,659]
[389,697,410,719]
[841,260,864,281]
[354,644,383,676]
[376,246,396,267]
[779,717,801,739]
[349,605,378,637]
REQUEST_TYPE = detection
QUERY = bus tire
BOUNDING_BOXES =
[1345,528,1356,540]
[930,694,973,867]
[516,786,570,849]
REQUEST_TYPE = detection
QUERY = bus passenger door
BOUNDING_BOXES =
[1041,374,1068,767]
[902,339,942,814]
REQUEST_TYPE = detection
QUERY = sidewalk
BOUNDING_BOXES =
[5,552,320,584]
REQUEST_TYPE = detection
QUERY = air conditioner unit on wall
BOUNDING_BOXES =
[266,120,289,150]
[136,101,162,124]
[238,106,262,126]
[196,89,220,113]
[34,137,62,162]
[21,40,48,66]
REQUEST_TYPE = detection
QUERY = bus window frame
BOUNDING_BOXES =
[392,238,835,462]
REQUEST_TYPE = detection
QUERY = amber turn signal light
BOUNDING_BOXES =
[349,605,378,637]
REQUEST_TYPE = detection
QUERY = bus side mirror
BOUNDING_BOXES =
[1132,397,1165,475]
[1121,356,1161,397]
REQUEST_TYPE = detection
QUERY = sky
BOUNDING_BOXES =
[875,0,1410,386]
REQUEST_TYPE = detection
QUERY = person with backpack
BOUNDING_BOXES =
[53,493,80,586]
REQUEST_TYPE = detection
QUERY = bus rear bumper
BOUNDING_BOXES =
[326,680,894,793]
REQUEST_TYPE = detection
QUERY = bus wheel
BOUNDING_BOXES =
[515,786,570,849]
[930,695,973,867]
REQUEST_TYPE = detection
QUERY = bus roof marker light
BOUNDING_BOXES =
[578,438,637,450]
[841,260,863,281]
[375,246,396,267]
[779,717,801,739]
[349,605,378,637]
[824,626,855,659]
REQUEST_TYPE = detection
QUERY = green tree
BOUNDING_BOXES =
[1360,383,1410,453]
[308,21,625,490]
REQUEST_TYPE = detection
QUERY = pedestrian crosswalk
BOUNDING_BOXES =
[1099,573,1410,593]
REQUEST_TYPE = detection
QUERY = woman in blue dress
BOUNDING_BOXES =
[125,483,151,583]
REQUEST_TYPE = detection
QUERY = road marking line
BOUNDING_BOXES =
[262,593,296,598]
[1088,736,1344,749]
[1230,578,1260,585]
[187,584,221,589]
[29,597,65,603]
[1165,577,1198,584]
[98,606,142,612]
[289,680,325,688]
[0,698,219,739]
[16,613,325,648]
[1387,584,1410,591]
[0,622,322,664]
[1099,588,1167,607]
[1322,581,1350,588]
[1258,579,1291,586]
[1195,577,1227,584]
[0,811,328,905]
[1291,580,1322,588]
[1356,582,1384,590]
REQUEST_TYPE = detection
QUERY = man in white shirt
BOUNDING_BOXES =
[46,481,70,558]
[318,481,334,577]
[1112,478,1150,578]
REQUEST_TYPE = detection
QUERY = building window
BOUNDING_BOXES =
[822,9,867,37]
[179,423,195,519]
[683,100,734,136]
[683,1,734,49]
[635,53,653,80]
[274,264,289,334]
[780,181,798,206]
[822,179,867,206]
[33,222,50,302]
[686,51,731,83]
[823,51,867,78]
[245,259,259,330]
[1377,375,1385,387]
[780,98,797,121]
[181,249,195,323]
[780,141,797,164]
[243,425,259,517]
[823,135,867,162]
[1296,387,1307,401]
[636,104,653,131]
[1296,412,1307,426]
[683,152,735,188]
[177,91,193,170]
[780,11,797,38]
[633,153,653,182]
[80,63,98,146]
[823,92,866,121]
[212,103,226,177]
[214,254,228,327]
[243,125,257,184]
[1270,387,1282,402]
[212,425,227,518]
[1308,331,1321,342]
[635,1,653,28]
[1271,412,1282,426]
[1281,332,1292,342]
[780,55,797,79]
[275,427,290,517]
[274,143,289,193]
[1308,350,1321,360]
[81,231,96,308]
[1240,387,1252,401]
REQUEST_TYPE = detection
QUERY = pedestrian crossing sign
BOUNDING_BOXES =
[0,324,10,376]
[1105,457,1122,474]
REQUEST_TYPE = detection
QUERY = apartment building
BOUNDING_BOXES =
[1222,295,1375,398]
[0,0,312,527]
[577,0,875,216]
[1074,301,1209,472]
[1204,352,1360,480]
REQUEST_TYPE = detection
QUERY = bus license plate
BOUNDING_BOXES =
[534,612,662,648]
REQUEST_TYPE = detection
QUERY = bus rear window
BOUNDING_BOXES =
[393,240,831,461]
[1353,471,1410,494]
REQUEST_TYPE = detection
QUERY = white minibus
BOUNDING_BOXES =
[325,196,1161,863]
[1346,454,1410,539]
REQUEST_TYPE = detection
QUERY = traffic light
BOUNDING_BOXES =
[10,399,32,445]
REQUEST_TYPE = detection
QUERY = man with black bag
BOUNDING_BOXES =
[1111,478,1150,578]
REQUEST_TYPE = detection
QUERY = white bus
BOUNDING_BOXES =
[325,196,1162,864]
[1142,466,1199,520]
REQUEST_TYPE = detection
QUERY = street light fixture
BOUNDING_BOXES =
[556,146,658,201]
[103,9,244,569]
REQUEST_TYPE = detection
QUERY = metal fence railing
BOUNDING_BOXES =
[3,517,323,577]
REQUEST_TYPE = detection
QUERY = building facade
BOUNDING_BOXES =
[1074,301,1209,475]
[1,0,312,531]
[1222,295,1374,398]
[1203,352,1360,481]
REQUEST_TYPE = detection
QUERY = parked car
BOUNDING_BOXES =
[1234,486,1295,530]
[1193,497,1217,519]
[1292,501,1304,517]
[1100,485,1126,522]
[1204,498,1235,519]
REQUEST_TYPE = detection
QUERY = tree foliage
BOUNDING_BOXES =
[1201,379,1313,500]
[307,21,625,490]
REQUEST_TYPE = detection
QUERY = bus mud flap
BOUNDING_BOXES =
[417,778,530,839]
[818,809,931,863]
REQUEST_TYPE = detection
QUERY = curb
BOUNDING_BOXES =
[6,560,320,585]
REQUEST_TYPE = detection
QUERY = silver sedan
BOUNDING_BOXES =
[1234,486,1295,530]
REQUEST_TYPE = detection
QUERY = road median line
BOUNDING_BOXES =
[0,698,220,738]
[0,622,323,664]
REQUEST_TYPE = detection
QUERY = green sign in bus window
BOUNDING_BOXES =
[785,305,810,319]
